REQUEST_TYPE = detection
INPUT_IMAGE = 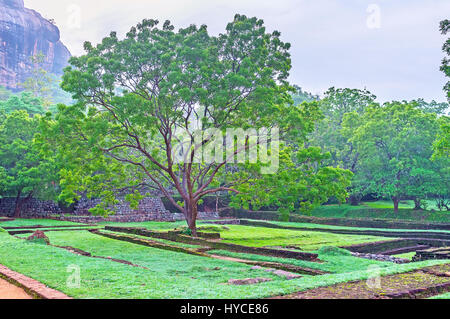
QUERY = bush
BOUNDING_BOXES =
[0,227,6,233]
[197,225,230,233]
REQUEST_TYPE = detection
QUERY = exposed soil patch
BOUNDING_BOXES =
[0,264,71,299]
[271,265,450,299]
[53,245,149,270]
[228,278,272,285]
[26,230,50,245]
[0,277,32,299]
[421,264,450,276]
[250,266,302,279]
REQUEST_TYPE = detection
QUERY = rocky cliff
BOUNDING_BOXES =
[0,0,71,90]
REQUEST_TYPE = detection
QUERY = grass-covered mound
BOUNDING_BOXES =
[216,225,391,251]
[309,203,450,223]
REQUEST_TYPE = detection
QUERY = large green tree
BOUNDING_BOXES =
[0,111,57,217]
[433,115,450,159]
[0,92,45,115]
[310,87,377,205]
[343,102,447,212]
[43,16,351,235]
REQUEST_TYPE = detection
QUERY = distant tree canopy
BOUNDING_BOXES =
[0,111,58,217]
[0,86,12,101]
[433,115,450,159]
[411,99,449,115]
[342,102,449,212]
[0,91,45,115]
[291,85,319,105]
[20,53,72,109]
[308,88,376,205]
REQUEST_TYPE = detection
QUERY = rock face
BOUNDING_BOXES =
[0,0,71,90]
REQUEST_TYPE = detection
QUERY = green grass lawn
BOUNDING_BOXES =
[0,230,448,299]
[364,200,441,210]
[429,292,450,299]
[307,203,450,223]
[268,220,450,234]
[215,225,393,251]
[0,218,86,227]
[209,246,395,274]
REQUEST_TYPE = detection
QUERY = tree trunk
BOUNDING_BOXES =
[13,190,23,218]
[348,194,361,206]
[392,196,400,213]
[215,195,219,214]
[185,201,198,237]
[413,198,422,210]
[14,190,33,218]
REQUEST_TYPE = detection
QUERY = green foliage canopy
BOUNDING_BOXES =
[42,15,352,232]
[0,111,58,215]
[343,102,449,211]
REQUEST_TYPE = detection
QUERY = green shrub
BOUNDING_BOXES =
[197,225,229,233]
[0,227,6,233]
[179,228,192,236]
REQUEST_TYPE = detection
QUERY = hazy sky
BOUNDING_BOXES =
[24,0,450,102]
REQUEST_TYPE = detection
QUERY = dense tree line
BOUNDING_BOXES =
[0,16,448,230]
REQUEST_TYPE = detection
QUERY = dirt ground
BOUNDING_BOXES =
[272,265,450,299]
[0,278,32,299]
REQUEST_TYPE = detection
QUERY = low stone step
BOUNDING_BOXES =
[381,245,430,256]
[413,247,450,261]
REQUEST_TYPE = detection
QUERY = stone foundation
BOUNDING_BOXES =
[413,247,450,261]
[56,211,219,224]
[0,195,219,223]
[0,198,61,218]
[73,196,167,216]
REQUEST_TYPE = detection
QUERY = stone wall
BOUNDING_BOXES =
[0,197,61,218]
[0,195,219,222]
[56,211,219,224]
[73,196,167,216]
